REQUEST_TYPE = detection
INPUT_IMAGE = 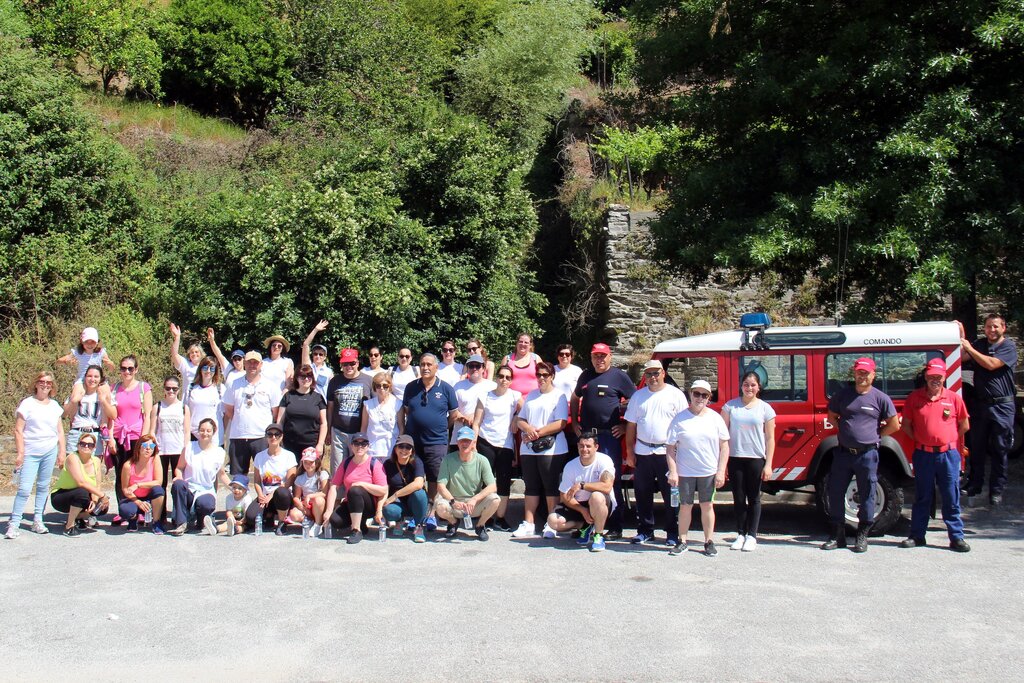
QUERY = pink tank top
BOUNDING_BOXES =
[114,381,150,447]
[129,457,155,497]
[507,353,539,396]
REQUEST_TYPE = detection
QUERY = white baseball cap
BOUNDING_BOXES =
[81,327,99,343]
[690,379,712,393]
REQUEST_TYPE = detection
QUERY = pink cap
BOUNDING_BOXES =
[301,447,318,463]
[852,357,876,372]
[81,327,99,343]
[591,343,611,355]
[924,358,947,377]
[339,348,359,364]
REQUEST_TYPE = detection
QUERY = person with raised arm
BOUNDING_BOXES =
[301,320,335,400]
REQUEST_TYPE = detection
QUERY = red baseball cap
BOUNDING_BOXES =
[339,348,359,364]
[852,357,876,372]
[924,358,947,377]
[591,343,612,355]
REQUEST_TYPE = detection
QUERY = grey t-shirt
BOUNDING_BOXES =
[722,398,777,458]
[827,386,896,449]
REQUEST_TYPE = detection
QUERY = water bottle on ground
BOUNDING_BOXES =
[255,513,263,536]
[670,486,680,508]
[378,520,387,543]
[144,503,152,526]
[302,516,311,539]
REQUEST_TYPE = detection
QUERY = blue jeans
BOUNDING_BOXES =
[911,449,964,541]
[10,447,59,526]
[383,489,429,525]
[117,485,166,519]
[828,447,878,524]
[597,429,624,532]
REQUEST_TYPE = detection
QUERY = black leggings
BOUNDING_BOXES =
[112,439,135,503]
[477,439,514,497]
[51,487,92,513]
[329,486,376,531]
[244,487,292,527]
[728,457,766,536]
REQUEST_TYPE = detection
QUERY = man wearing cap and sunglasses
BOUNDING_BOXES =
[571,343,636,539]
[900,358,971,552]
[822,357,899,553]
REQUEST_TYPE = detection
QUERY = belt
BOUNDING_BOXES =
[838,444,877,455]
[982,395,1014,406]
[917,442,955,454]
[638,439,666,450]
[73,427,98,433]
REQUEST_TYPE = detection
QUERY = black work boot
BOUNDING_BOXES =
[852,522,871,553]
[820,524,847,550]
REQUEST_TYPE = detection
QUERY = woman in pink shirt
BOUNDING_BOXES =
[107,355,153,518]
[506,333,542,396]
[324,434,386,544]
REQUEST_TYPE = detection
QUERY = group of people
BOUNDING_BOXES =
[6,316,1017,556]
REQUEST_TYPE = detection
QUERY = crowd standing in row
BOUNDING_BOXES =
[9,317,1013,555]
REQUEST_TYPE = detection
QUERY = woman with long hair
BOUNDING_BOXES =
[118,434,166,534]
[106,355,153,522]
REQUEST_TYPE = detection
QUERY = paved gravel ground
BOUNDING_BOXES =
[3,461,1024,682]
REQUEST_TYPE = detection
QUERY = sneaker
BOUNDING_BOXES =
[511,521,537,539]
[493,517,514,532]
[85,516,97,528]
[604,530,623,541]
[169,523,187,536]
[392,523,405,537]
[445,523,458,539]
[127,518,139,532]
[542,524,556,539]
[406,518,416,531]
[111,514,123,525]
[31,521,48,535]
[966,494,983,508]
[226,521,236,537]
[669,541,687,556]
[950,537,971,553]
[424,516,438,532]
[900,537,926,548]
[665,535,679,547]
[576,524,593,545]
[6,524,21,539]
[476,526,490,542]
[76,519,87,530]
[704,540,718,557]
[742,536,758,552]
[203,516,218,537]
[152,523,166,536]
[413,525,426,543]
[63,526,81,537]
[731,534,746,551]
[274,523,286,536]
[346,530,363,544]
[990,494,1003,507]
[311,523,322,539]
[630,532,652,545]
[590,533,606,552]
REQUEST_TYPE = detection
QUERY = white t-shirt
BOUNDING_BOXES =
[295,469,329,497]
[623,384,689,455]
[183,443,226,497]
[262,356,294,393]
[227,376,283,439]
[361,366,385,382]
[436,361,464,388]
[477,389,521,449]
[253,449,297,493]
[16,397,64,456]
[364,396,402,458]
[72,348,110,382]
[722,398,777,459]
[186,382,225,437]
[553,363,583,403]
[314,363,335,401]
[666,408,730,477]
[517,389,569,456]
[155,399,186,457]
[174,355,200,389]
[559,451,617,511]
[224,367,246,390]
[226,491,253,517]
[67,390,103,430]
[390,366,419,399]
[449,378,497,444]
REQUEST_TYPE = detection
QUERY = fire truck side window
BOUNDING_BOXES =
[825,350,944,399]
[739,355,808,402]
[663,356,719,402]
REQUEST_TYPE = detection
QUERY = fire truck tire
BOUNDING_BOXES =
[816,465,904,534]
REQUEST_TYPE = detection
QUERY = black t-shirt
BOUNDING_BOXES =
[326,375,369,433]
[383,456,426,495]
[574,367,636,430]
[279,390,327,447]
[970,337,1018,400]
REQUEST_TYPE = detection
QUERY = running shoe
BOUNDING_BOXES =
[590,534,606,552]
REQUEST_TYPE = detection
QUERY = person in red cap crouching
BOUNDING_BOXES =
[822,357,899,553]
[899,359,971,552]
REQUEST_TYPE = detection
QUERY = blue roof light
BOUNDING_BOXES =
[740,312,772,330]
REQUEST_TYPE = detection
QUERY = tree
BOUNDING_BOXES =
[25,0,162,95]
[630,0,1024,323]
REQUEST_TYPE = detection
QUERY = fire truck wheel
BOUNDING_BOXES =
[816,465,904,535]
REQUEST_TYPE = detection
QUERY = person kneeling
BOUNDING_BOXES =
[547,429,615,552]
[434,427,500,541]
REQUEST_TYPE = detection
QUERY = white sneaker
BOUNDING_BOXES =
[742,536,758,552]
[203,516,218,536]
[225,520,236,537]
[542,524,557,539]
[31,521,49,535]
[731,534,746,550]
[511,521,537,539]
[5,524,20,539]
[311,523,322,538]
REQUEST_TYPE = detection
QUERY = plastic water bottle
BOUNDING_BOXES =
[670,486,680,508]
[462,512,473,530]
[302,516,311,539]
[378,521,387,543]
[254,514,263,536]
[144,504,152,526]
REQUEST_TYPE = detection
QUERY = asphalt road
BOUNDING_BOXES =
[3,463,1024,682]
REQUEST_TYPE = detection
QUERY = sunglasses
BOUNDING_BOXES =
[164,386,180,392]
[267,432,283,439]
[396,444,414,450]
[442,348,455,353]
[79,442,97,449]
[141,443,157,450]
[466,363,483,370]
[369,351,381,357]
[120,366,136,373]
[341,362,357,367]
[37,380,53,385]
[200,366,214,373]
[373,383,391,390]
[691,392,711,399]
[497,374,513,381]
[352,440,369,447]
[643,370,661,378]
[558,352,572,357]
[537,372,552,379]
[399,354,412,359]
[467,346,480,352]
[312,351,326,357]
[298,375,314,381]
